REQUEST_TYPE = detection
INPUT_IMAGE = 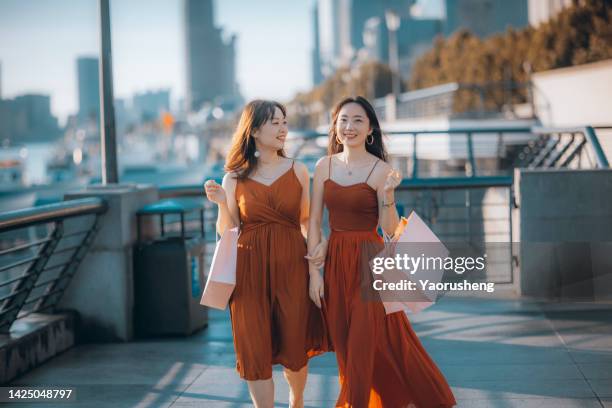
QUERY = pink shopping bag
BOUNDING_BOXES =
[381,211,449,314]
[200,227,239,310]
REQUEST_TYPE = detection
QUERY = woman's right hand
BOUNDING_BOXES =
[305,236,327,269]
[204,179,227,205]
[309,269,324,308]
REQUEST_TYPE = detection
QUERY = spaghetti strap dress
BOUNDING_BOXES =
[323,157,456,407]
[230,161,328,380]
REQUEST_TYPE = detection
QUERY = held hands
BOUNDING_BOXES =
[306,237,327,308]
[304,236,328,269]
[204,179,227,205]
[384,168,402,193]
[308,268,324,308]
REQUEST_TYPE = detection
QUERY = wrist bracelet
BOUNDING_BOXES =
[382,201,395,208]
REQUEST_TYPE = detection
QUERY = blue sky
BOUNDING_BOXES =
[0,0,441,124]
[0,0,313,124]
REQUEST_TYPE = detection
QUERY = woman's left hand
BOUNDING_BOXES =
[305,236,328,269]
[384,168,402,192]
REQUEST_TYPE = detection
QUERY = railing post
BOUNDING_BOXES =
[467,132,476,177]
[0,223,63,333]
[412,133,418,179]
[200,208,205,238]
[36,217,102,313]
[583,126,610,168]
[98,0,119,184]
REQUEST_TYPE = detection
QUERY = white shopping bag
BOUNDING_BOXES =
[200,227,239,310]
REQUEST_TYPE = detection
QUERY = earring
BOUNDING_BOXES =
[250,134,260,157]
[367,133,374,145]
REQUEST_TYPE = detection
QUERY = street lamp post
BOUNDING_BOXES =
[98,0,119,184]
[385,9,401,100]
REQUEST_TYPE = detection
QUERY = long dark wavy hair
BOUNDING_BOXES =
[328,96,387,161]
[225,100,287,179]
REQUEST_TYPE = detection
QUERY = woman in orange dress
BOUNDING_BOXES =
[306,96,456,407]
[204,100,327,408]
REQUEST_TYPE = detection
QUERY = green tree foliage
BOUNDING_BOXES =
[409,0,612,113]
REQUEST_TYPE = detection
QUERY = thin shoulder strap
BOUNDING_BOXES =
[328,156,332,179]
[365,159,380,183]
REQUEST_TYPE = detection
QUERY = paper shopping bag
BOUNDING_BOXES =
[200,227,239,310]
[381,211,449,314]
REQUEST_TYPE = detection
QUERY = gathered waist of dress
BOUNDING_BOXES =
[241,220,301,234]
[329,228,379,237]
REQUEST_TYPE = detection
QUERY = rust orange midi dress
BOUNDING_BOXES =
[230,162,327,381]
[323,157,456,407]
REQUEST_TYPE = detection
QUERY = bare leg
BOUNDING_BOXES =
[246,378,275,408]
[283,365,308,408]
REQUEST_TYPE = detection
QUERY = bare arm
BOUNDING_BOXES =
[208,173,240,236]
[307,157,327,263]
[305,157,329,308]
[375,163,401,237]
[295,161,311,239]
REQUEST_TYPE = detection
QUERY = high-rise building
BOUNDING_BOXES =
[363,14,442,79]
[316,0,350,76]
[133,90,171,121]
[350,0,415,52]
[315,0,415,78]
[219,34,238,100]
[184,0,238,112]
[0,94,60,142]
[528,0,572,26]
[443,0,528,37]
[312,2,324,86]
[77,57,100,124]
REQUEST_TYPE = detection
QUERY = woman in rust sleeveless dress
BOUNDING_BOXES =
[204,100,327,408]
[307,97,456,407]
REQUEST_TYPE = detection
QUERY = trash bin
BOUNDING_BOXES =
[133,198,208,337]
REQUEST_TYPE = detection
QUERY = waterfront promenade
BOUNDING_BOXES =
[10,294,612,407]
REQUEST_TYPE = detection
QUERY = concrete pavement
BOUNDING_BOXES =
[9,296,612,407]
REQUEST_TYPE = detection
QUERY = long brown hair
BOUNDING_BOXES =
[328,96,387,161]
[225,100,287,179]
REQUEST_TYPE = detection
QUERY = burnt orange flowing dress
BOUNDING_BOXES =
[230,161,327,381]
[323,157,456,407]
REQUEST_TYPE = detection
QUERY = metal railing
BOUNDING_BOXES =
[384,127,533,178]
[288,126,535,178]
[374,81,533,120]
[288,125,608,178]
[0,198,107,332]
[396,176,515,284]
[521,126,610,169]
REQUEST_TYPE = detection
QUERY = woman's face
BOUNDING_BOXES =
[335,102,372,148]
[253,107,288,151]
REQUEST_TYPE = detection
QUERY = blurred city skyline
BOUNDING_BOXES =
[0,0,326,124]
[0,0,444,125]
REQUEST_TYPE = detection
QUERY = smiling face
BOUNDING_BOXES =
[253,106,288,151]
[335,102,372,148]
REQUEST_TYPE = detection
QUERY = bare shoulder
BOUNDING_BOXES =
[313,155,331,177]
[222,172,238,188]
[370,159,393,184]
[375,160,393,173]
[292,160,310,180]
[314,155,331,168]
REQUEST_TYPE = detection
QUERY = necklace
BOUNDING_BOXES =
[255,158,282,179]
[339,155,373,176]
[255,170,276,180]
